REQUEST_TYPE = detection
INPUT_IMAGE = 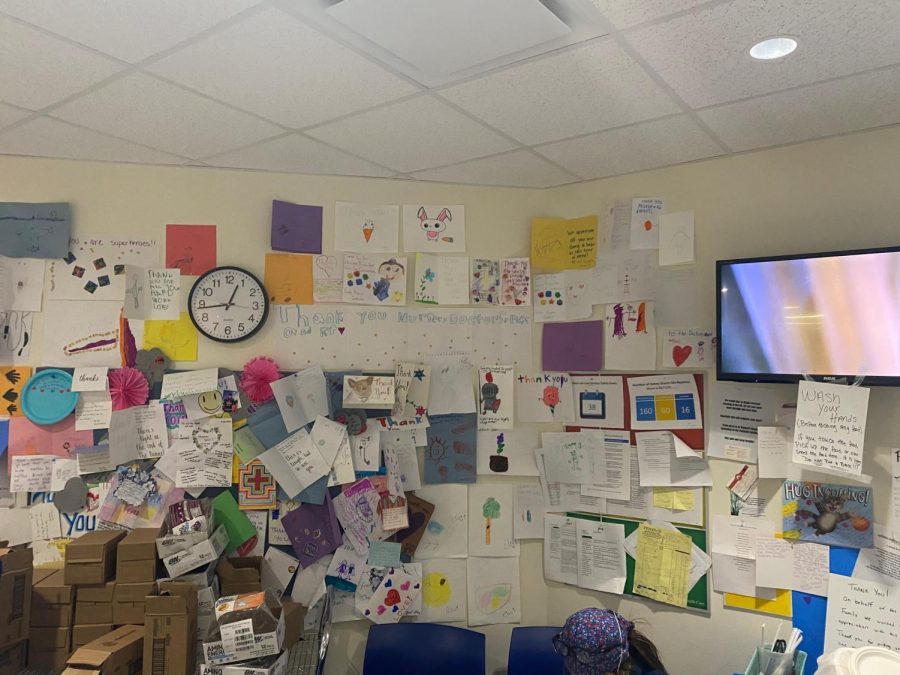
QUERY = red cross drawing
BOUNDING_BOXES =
[245,465,272,492]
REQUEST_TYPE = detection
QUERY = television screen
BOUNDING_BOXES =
[717,247,900,384]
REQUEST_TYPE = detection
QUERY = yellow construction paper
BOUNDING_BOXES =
[264,253,313,305]
[724,589,793,618]
[142,312,198,362]
[652,487,695,511]
[633,524,692,608]
[531,215,598,270]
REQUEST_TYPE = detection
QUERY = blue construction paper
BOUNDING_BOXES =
[423,413,477,485]
[248,401,290,449]
[324,370,361,417]
[367,541,401,568]
[0,419,7,457]
[0,202,70,258]
[296,475,328,505]
[791,547,859,675]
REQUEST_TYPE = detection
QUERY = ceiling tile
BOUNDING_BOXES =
[209,133,394,177]
[590,0,714,29]
[439,39,680,145]
[699,66,900,152]
[306,95,516,173]
[411,150,577,188]
[51,73,283,159]
[0,0,263,62]
[537,115,723,179]
[148,8,418,129]
[0,116,184,163]
[626,0,900,108]
[0,15,122,110]
[0,102,29,129]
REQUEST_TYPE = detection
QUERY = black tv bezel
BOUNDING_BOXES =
[716,245,900,386]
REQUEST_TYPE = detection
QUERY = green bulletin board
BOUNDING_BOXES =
[565,512,710,612]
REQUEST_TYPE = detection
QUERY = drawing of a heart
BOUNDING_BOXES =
[384,590,401,606]
[285,395,295,408]
[376,605,386,615]
[802,595,812,605]
[672,345,692,367]
[643,220,653,231]
[315,255,337,277]
[338,327,345,334]
[383,579,392,588]
[400,581,410,591]
[192,425,222,453]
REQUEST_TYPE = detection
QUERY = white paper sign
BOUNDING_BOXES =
[272,366,330,432]
[334,202,399,253]
[572,375,625,429]
[630,198,665,250]
[628,374,702,431]
[75,391,113,431]
[160,368,218,399]
[658,210,694,266]
[635,432,712,487]
[793,381,869,476]
[708,382,776,463]
[10,455,55,492]
[124,267,180,319]
[892,448,900,529]
[825,574,900,652]
[71,367,109,392]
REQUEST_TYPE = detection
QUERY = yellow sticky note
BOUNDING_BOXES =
[724,589,793,618]
[652,487,695,511]
[531,215,598,270]
[143,312,198,362]
[633,524,692,608]
[264,253,313,305]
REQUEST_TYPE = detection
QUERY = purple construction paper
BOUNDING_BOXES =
[542,321,603,372]
[271,200,323,254]
[281,492,341,565]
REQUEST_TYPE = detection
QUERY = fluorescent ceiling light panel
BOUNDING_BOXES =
[326,0,571,77]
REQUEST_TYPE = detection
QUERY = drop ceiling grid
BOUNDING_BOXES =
[0,0,897,186]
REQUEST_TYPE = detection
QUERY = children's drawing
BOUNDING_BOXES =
[476,427,540,476]
[342,254,407,306]
[334,202,399,253]
[343,375,395,409]
[48,234,158,300]
[482,497,500,545]
[477,583,512,614]
[604,302,657,370]
[0,202,70,259]
[393,362,430,418]
[313,255,343,303]
[265,253,313,305]
[470,258,500,304]
[423,413,477,485]
[468,484,518,557]
[415,254,469,305]
[1,366,31,417]
[419,558,467,623]
[515,372,575,423]
[43,300,123,367]
[477,365,513,431]
[662,328,717,368]
[630,198,665,250]
[402,205,466,253]
[0,310,33,362]
[500,258,531,306]
[238,459,277,510]
[165,224,216,276]
[362,567,423,624]
[467,556,521,626]
[142,312,199,362]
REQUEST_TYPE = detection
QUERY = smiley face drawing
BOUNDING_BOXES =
[197,390,223,415]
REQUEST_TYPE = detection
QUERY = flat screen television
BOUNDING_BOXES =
[717,246,900,385]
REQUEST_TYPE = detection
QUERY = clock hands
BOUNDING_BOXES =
[224,285,239,310]
[201,285,240,310]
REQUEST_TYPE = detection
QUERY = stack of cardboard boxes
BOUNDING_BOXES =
[0,546,32,675]
[30,568,75,670]
[114,528,160,626]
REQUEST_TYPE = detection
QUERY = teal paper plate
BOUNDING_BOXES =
[22,369,79,425]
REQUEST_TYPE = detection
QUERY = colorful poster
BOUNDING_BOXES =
[423,413,477,485]
[627,374,702,431]
[402,205,465,253]
[47,234,157,300]
[782,481,873,548]
[334,202,399,253]
[604,301,657,371]
[531,216,597,270]
[271,200,322,254]
[342,254,407,306]
[165,224,216,276]
[264,253,313,305]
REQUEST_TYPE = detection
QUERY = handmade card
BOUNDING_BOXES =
[271,201,322,254]
[392,362,430,418]
[174,417,233,488]
[402,205,465,253]
[500,258,531,306]
[476,427,540,476]
[271,365,329,432]
[166,224,216,276]
[477,366,513,431]
[470,258,500,305]
[312,254,343,303]
[8,416,92,472]
[0,311,33,363]
[630,198,665,250]
[259,429,330,498]
[415,254,470,305]
[389,494,435,561]
[108,404,168,463]
[42,300,122,367]
[426,357,476,416]
[264,253,313,305]
[515,372,575,423]
[350,426,381,475]
[238,459,277,510]
[533,270,592,323]
[661,328,716,368]
[467,556,521,626]
[342,254,407,305]
[48,233,158,300]
[334,202,399,252]
[333,478,381,555]
[325,544,367,592]
[418,558,467,623]
[414,485,468,560]
[342,375,395,409]
[1,365,30,417]
[123,267,180,319]
[381,430,421,492]
[0,202,70,258]
[782,480,873,548]
[0,256,45,312]
[658,210,694,266]
[468,484,519,557]
[142,312,198,362]
[281,493,342,565]
[424,413,477,485]
[604,301,657,371]
[531,216,597,270]
[362,567,422,624]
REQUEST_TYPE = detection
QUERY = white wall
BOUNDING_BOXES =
[2,123,899,675]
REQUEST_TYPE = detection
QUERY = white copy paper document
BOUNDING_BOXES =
[635,432,712,487]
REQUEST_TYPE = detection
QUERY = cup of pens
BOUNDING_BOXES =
[758,647,795,675]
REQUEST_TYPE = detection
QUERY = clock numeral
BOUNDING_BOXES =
[202,287,213,296]
[238,323,246,333]
[248,315,255,323]
[226,274,235,284]
[224,325,232,336]
[198,299,206,308]
[252,301,260,310]
[201,313,208,322]
[249,288,258,297]
[213,323,219,331]
[212,279,221,288]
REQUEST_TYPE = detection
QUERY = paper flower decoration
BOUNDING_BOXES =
[240,356,280,404]
[108,366,149,411]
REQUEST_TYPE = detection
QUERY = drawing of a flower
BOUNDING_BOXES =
[424,268,435,282]
[390,291,404,303]
[541,385,560,414]
[483,497,501,545]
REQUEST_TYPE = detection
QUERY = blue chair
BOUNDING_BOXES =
[362,623,485,675]
[508,626,565,675]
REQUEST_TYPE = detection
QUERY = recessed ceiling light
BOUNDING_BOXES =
[749,36,798,60]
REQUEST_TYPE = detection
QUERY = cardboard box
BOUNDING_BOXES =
[278,600,307,651]
[161,524,228,578]
[163,559,218,588]
[217,556,263,596]
[202,593,284,666]
[117,528,161,583]
[65,530,127,585]
[76,580,116,624]
[0,547,33,650]
[199,650,288,675]
[74,624,114,649]
[31,625,71,650]
[113,581,157,626]
[0,640,27,675]
[32,568,75,627]
[64,624,143,675]
[143,583,198,675]
[28,645,70,672]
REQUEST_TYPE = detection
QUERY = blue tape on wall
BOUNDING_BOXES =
[790,546,859,674]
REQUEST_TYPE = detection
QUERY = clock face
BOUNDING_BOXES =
[188,266,269,342]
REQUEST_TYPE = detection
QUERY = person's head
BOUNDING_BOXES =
[378,258,405,281]
[553,608,667,675]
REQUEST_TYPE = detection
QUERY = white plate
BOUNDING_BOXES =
[850,646,900,674]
